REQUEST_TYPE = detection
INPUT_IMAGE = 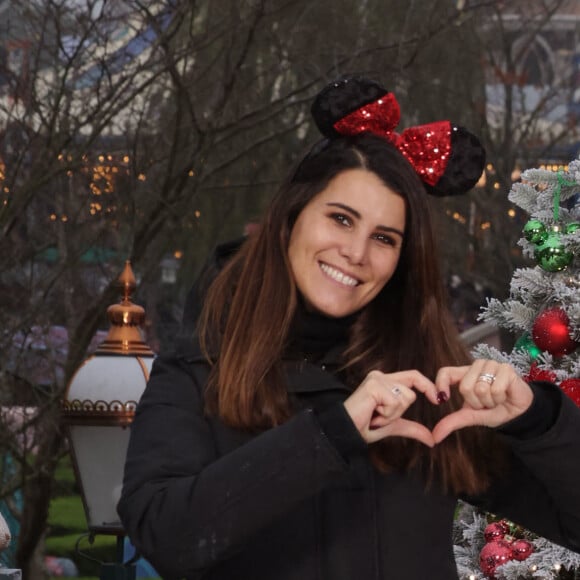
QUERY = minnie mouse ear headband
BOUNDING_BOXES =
[311,76,486,196]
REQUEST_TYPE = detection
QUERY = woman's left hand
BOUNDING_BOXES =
[431,359,534,443]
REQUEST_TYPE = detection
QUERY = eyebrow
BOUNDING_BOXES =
[326,202,405,238]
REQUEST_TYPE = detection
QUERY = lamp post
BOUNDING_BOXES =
[62,261,154,579]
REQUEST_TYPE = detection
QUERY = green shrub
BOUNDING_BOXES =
[47,495,87,535]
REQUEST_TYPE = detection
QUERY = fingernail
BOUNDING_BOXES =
[436,391,448,404]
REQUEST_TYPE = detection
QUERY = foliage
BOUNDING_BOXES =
[45,456,115,579]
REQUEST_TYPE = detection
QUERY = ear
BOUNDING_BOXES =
[311,75,393,138]
[424,125,486,197]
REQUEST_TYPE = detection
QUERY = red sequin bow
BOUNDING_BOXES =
[333,93,452,186]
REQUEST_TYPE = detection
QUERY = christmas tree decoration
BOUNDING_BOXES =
[462,159,580,579]
[524,362,557,384]
[479,540,514,578]
[484,521,509,542]
[534,229,573,272]
[532,307,578,357]
[522,219,547,244]
[454,503,580,579]
[510,539,534,561]
[513,333,541,359]
[560,378,580,407]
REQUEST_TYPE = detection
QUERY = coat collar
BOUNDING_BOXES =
[283,358,352,395]
[179,336,351,395]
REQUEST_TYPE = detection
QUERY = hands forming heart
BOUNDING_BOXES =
[342,360,534,447]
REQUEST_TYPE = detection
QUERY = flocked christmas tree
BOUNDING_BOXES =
[452,159,580,579]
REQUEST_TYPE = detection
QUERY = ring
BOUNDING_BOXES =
[477,373,496,385]
[391,386,402,397]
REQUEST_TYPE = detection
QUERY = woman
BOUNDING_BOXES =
[118,77,580,579]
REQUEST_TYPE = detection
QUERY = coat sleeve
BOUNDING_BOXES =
[117,352,364,579]
[468,383,580,553]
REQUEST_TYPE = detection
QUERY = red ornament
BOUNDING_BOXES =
[561,378,580,407]
[480,539,514,578]
[511,539,534,561]
[524,362,557,384]
[484,521,508,542]
[532,307,578,357]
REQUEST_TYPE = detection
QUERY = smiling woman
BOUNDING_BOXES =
[118,76,580,580]
[288,169,405,318]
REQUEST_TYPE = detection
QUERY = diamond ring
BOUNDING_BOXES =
[391,386,402,397]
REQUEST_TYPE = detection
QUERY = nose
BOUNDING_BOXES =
[340,234,369,265]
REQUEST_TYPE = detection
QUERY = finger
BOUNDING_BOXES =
[432,408,489,443]
[473,366,499,409]
[387,370,439,405]
[368,418,435,447]
[388,383,416,406]
[458,361,495,410]
[390,418,435,448]
[436,364,488,409]
[370,414,390,429]
[435,365,471,397]
[489,376,508,407]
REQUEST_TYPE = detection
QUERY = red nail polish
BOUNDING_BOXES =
[437,391,448,404]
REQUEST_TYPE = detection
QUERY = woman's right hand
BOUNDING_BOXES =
[343,370,439,447]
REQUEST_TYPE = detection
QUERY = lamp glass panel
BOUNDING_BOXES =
[69,425,130,531]
[67,356,153,403]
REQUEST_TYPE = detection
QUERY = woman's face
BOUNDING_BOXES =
[288,168,406,318]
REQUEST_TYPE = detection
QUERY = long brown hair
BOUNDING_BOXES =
[199,134,501,495]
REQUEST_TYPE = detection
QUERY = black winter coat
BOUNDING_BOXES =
[118,340,580,579]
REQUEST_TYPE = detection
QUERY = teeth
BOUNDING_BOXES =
[319,263,358,287]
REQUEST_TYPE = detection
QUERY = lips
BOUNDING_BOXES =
[319,262,360,287]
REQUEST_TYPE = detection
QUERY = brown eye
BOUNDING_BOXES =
[331,213,352,227]
[373,232,396,246]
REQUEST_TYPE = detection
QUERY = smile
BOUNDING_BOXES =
[319,262,359,287]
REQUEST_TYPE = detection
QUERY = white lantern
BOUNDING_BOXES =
[62,261,154,535]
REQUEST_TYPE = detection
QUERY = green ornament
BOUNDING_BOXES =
[514,333,541,359]
[566,222,580,234]
[523,219,547,244]
[534,231,573,272]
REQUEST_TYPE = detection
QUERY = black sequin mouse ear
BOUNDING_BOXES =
[311,75,486,196]
[422,125,486,197]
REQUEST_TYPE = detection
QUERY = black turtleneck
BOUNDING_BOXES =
[285,300,358,362]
